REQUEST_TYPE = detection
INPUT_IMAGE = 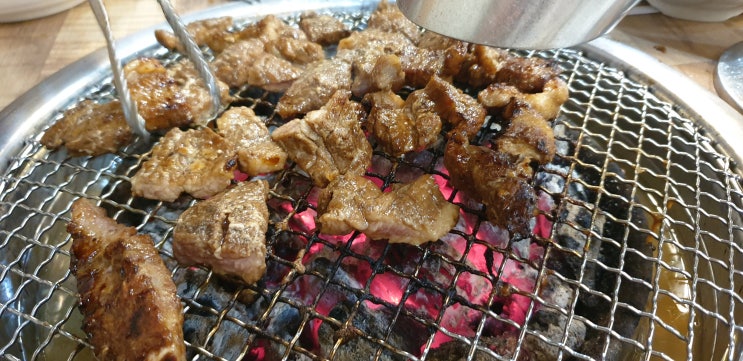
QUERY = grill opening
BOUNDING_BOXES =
[1,3,742,361]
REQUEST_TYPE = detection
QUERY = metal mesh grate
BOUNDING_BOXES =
[1,4,742,361]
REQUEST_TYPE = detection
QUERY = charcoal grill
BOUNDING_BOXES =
[1,1,742,360]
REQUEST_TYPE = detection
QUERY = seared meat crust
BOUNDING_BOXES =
[275,58,352,119]
[216,106,287,175]
[125,58,230,131]
[299,11,350,45]
[41,100,132,157]
[130,127,237,202]
[155,16,236,53]
[68,199,185,361]
[444,134,536,235]
[272,91,371,187]
[173,180,270,284]
[317,174,460,246]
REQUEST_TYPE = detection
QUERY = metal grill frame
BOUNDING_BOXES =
[1,1,742,361]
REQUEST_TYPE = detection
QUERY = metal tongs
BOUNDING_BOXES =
[88,0,222,141]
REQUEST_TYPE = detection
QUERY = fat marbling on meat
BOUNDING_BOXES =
[68,199,185,361]
[317,174,460,246]
[173,180,270,285]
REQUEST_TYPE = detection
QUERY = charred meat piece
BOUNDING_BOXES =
[496,100,556,165]
[367,0,421,44]
[41,100,132,157]
[423,76,487,139]
[212,39,302,92]
[299,11,350,45]
[444,134,536,236]
[363,76,484,156]
[130,127,237,202]
[216,106,287,175]
[272,91,371,187]
[275,58,352,119]
[478,56,568,120]
[125,58,230,131]
[456,45,509,89]
[363,89,441,157]
[443,98,557,236]
[317,174,460,246]
[68,199,185,361]
[155,16,236,53]
[173,180,270,285]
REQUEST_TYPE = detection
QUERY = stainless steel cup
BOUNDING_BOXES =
[397,0,640,49]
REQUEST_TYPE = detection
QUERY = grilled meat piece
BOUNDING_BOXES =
[456,45,509,89]
[237,14,324,65]
[216,106,287,175]
[363,76,485,156]
[263,36,324,66]
[68,199,185,361]
[367,0,421,44]
[272,91,371,187]
[125,58,230,131]
[363,89,441,157]
[444,134,535,235]
[237,14,307,43]
[299,11,350,45]
[496,100,556,165]
[337,29,413,97]
[173,180,270,285]
[130,127,237,202]
[275,58,352,119]
[423,76,487,139]
[41,100,132,157]
[212,39,302,91]
[317,174,460,246]
[478,56,568,120]
[155,16,236,53]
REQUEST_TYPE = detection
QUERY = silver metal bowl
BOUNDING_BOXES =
[397,0,640,49]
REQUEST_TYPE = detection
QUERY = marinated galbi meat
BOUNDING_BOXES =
[216,106,287,175]
[272,91,371,187]
[68,199,185,361]
[41,100,132,157]
[173,180,270,285]
[317,174,460,246]
[130,127,237,202]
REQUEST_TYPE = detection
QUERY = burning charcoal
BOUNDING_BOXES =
[262,302,313,361]
[426,336,519,360]
[318,301,427,360]
[523,309,586,361]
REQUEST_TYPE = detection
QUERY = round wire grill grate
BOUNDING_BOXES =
[0,2,742,361]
